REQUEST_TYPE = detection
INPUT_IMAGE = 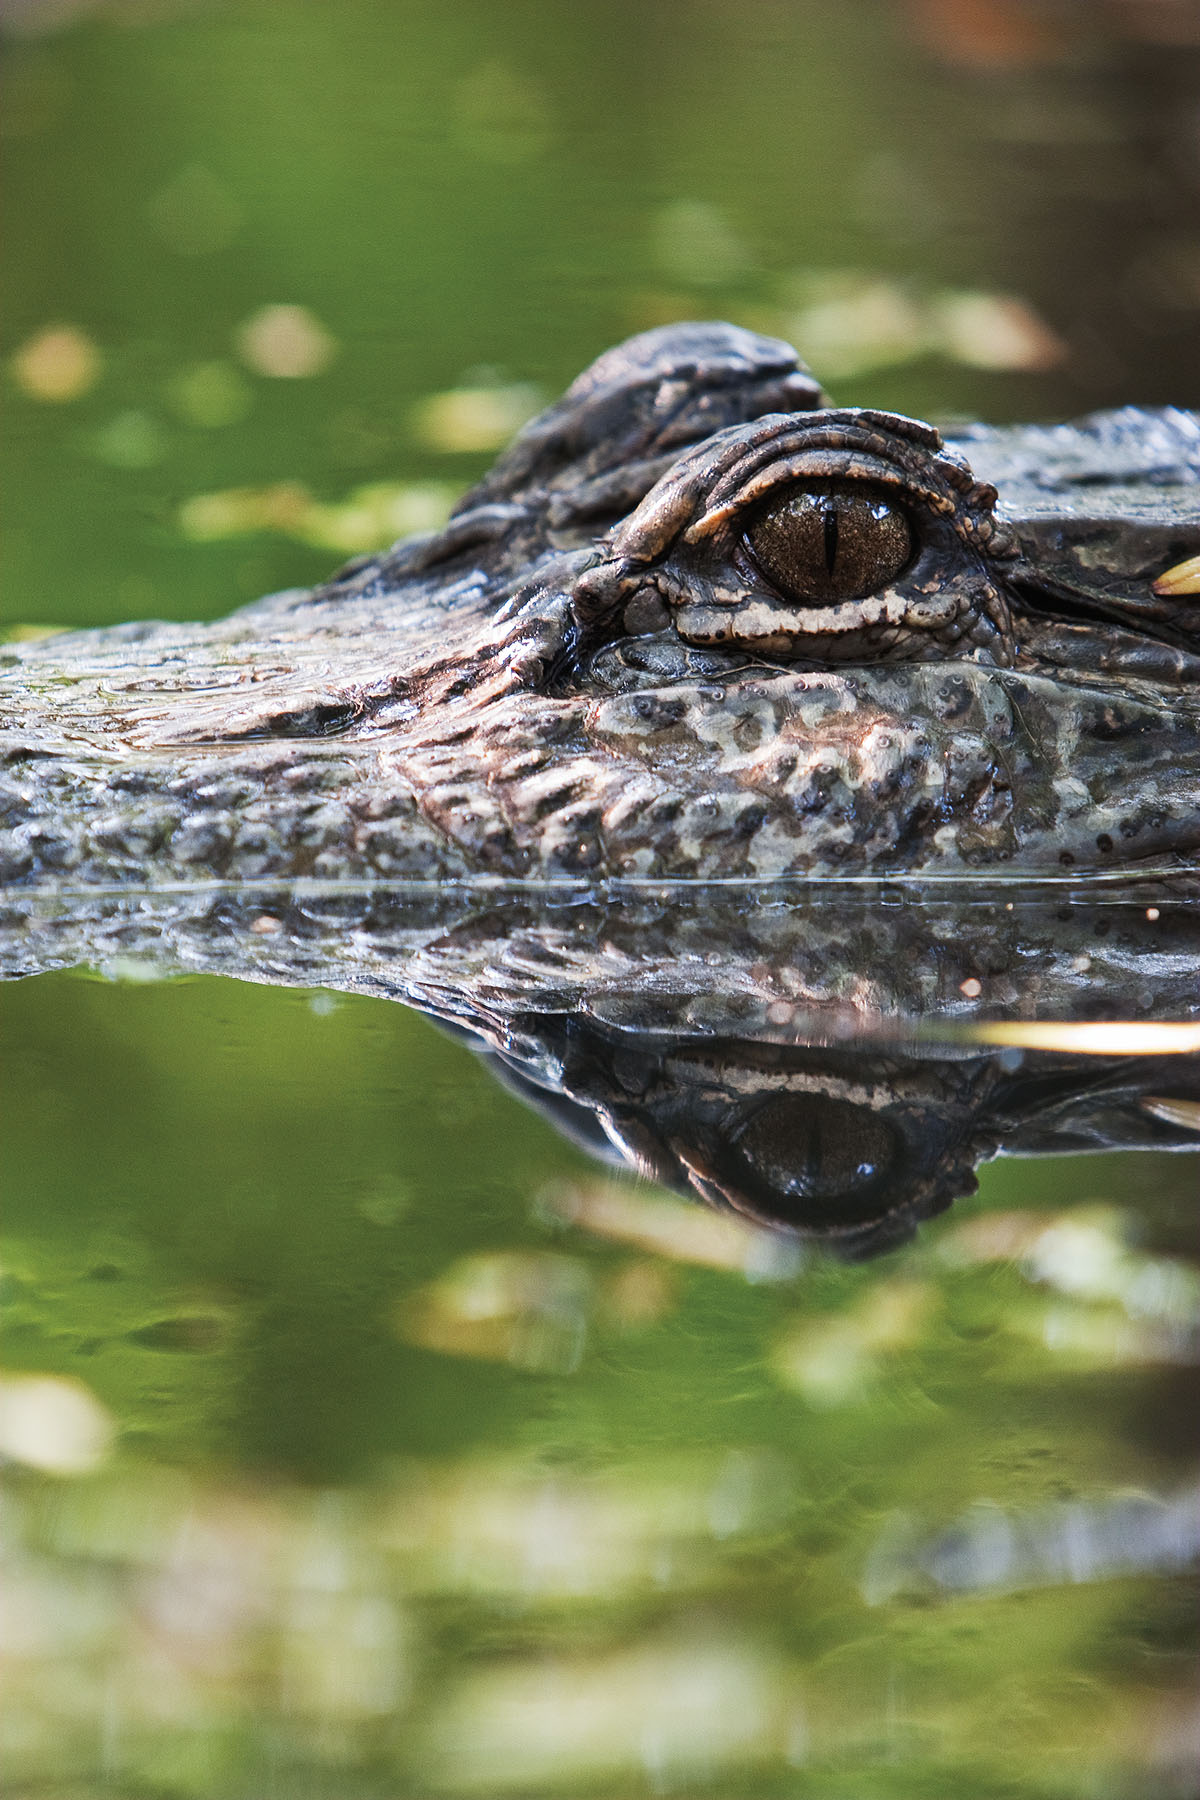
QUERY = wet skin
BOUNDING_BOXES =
[2,321,1199,893]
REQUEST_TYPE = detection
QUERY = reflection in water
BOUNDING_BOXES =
[5,1406,1199,1790]
[10,879,1198,1255]
[865,1481,1200,1601]
[2,892,1199,1792]
[474,994,1200,1255]
[5,877,1200,1786]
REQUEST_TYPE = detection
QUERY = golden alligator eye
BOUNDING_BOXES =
[745,483,913,604]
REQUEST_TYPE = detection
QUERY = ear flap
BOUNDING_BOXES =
[456,321,826,533]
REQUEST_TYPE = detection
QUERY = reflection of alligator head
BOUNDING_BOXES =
[475,1007,1200,1259]
[9,877,1200,1258]
[3,325,1199,1252]
[2,321,1199,893]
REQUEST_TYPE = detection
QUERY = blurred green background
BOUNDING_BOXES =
[2,1,1199,1794]
[5,0,1200,633]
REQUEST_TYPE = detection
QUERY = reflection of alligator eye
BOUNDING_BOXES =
[725,1094,899,1230]
[745,484,913,604]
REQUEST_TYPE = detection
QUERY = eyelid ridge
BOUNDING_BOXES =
[591,406,1014,632]
[684,456,939,544]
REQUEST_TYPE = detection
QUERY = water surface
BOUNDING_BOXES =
[2,3,1199,1794]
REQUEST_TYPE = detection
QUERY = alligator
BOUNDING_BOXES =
[3,322,1199,1251]
[3,320,1199,899]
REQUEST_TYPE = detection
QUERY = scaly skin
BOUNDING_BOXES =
[3,322,1199,910]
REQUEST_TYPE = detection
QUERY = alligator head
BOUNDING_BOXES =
[2,321,1198,892]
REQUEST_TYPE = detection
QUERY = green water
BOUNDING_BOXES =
[2,3,1199,1795]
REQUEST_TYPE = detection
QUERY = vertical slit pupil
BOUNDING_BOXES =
[822,500,839,577]
[744,484,915,606]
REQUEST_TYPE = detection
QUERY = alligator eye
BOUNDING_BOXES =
[745,483,913,604]
[723,1094,899,1230]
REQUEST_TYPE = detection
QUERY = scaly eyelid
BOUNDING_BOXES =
[683,457,947,546]
[603,407,1007,584]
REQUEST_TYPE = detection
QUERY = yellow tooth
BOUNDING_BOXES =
[1141,1095,1200,1132]
[1152,552,1200,596]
